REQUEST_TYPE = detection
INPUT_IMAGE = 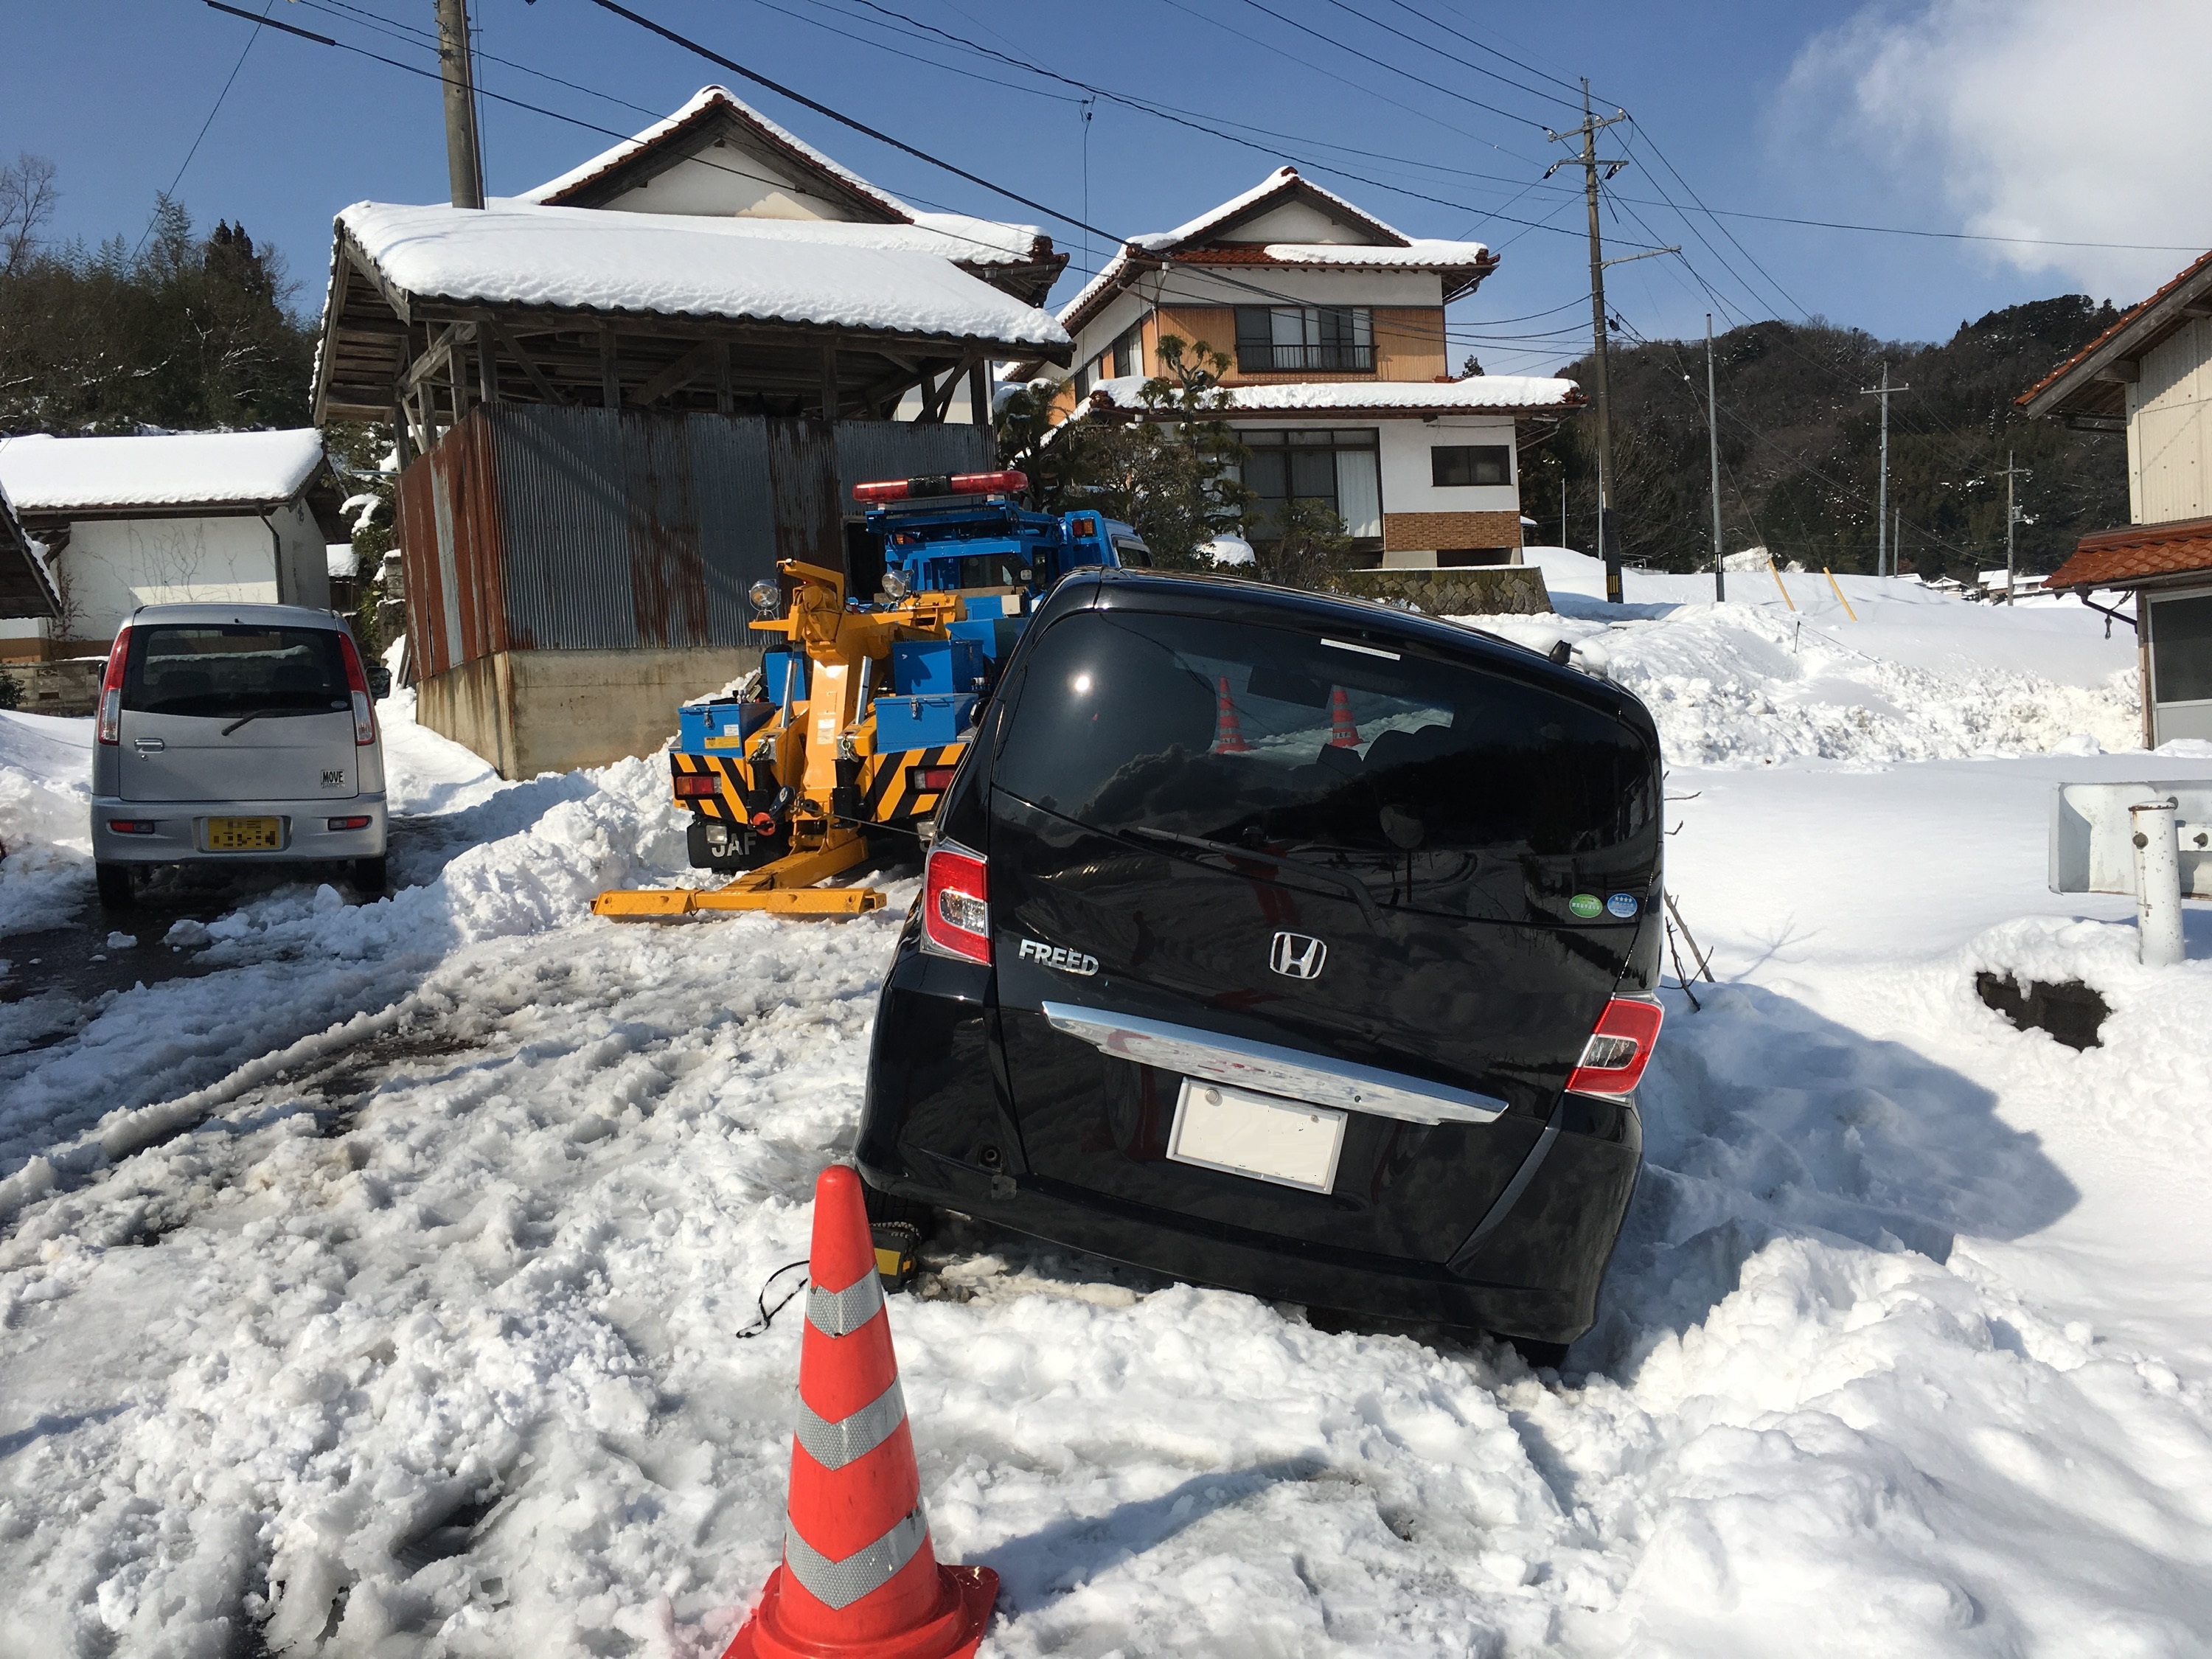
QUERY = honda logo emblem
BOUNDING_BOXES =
[1270,931,1327,980]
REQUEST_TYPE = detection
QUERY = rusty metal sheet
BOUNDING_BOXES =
[768,418,843,573]
[621,413,709,648]
[490,406,635,651]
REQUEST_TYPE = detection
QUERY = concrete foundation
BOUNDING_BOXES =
[417,647,761,778]
[1343,565,1552,616]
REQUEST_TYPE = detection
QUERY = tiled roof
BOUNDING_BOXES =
[2017,247,2212,417]
[2043,515,2212,590]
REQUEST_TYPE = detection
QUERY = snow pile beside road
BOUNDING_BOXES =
[0,709,93,936]
[1458,549,2140,766]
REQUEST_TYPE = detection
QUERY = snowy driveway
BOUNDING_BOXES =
[4,574,2212,1658]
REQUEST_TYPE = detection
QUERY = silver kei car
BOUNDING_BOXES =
[90,602,388,908]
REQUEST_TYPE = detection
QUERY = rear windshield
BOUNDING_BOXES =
[123,625,349,720]
[995,609,1658,922]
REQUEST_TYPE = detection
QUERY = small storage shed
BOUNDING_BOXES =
[0,481,60,624]
[310,90,1074,779]
[0,430,343,662]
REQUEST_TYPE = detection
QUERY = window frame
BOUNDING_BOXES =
[1233,305,1377,374]
[1430,444,1514,489]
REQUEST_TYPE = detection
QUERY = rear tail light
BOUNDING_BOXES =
[327,815,372,831]
[96,625,132,745]
[919,838,990,964]
[1566,997,1665,1096]
[107,819,156,835]
[672,773,720,797]
[907,765,959,793]
[337,631,378,746]
[852,469,1029,504]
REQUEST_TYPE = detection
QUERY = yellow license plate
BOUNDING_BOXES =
[205,816,281,852]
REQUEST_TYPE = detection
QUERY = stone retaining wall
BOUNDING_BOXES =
[1343,565,1552,616]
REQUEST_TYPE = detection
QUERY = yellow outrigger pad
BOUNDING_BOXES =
[592,834,886,920]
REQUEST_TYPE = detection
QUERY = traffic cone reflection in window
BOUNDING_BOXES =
[1327,685,1360,748]
[1211,675,1251,754]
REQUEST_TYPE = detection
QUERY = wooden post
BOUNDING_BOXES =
[821,344,838,420]
[969,360,989,428]
[391,402,412,467]
[476,324,497,404]
[713,340,733,415]
[600,328,621,408]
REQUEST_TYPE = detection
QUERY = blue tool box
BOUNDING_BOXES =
[891,639,986,696]
[873,693,978,751]
[947,616,1023,661]
[678,698,776,751]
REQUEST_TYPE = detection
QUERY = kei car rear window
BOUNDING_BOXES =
[123,625,350,720]
[994,608,1658,921]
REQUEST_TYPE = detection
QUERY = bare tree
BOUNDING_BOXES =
[0,153,58,274]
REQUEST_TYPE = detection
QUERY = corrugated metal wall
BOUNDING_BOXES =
[395,407,991,678]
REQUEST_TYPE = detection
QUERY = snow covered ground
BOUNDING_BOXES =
[2,562,2211,1659]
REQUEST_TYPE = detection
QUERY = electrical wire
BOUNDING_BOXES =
[145,0,279,254]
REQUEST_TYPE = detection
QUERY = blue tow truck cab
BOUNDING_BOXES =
[667,470,1151,871]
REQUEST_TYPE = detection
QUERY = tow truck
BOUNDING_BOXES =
[591,469,1148,919]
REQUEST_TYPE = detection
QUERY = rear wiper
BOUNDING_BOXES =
[1122,826,1383,927]
[220,707,307,736]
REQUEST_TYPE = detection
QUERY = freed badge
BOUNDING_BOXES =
[1018,937,1099,976]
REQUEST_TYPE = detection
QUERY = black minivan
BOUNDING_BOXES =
[857,567,1665,1352]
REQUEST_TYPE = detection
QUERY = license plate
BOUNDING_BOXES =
[1168,1079,1346,1194]
[204,816,281,852]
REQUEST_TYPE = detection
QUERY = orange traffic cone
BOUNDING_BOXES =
[1326,685,1360,748]
[1211,675,1250,754]
[723,1167,996,1659]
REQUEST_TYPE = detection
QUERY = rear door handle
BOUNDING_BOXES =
[133,738,165,751]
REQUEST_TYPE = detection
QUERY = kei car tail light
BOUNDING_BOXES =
[96,625,132,745]
[1566,996,1665,1096]
[337,631,378,746]
[919,838,990,964]
[672,773,720,797]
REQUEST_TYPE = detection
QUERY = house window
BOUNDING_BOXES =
[1234,307,1374,373]
[1112,322,1143,379]
[1431,445,1512,487]
[1242,428,1382,540]
[2151,592,2212,704]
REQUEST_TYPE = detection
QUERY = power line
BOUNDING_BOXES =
[1228,0,1557,133]
[145,0,279,254]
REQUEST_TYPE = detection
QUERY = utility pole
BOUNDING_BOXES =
[436,0,484,209]
[1546,83,1633,605]
[1997,450,2031,603]
[1859,364,1910,577]
[1705,313,1725,603]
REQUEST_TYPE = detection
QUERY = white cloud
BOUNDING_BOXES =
[1785,0,2212,302]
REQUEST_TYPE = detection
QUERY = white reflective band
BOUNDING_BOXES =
[807,1272,884,1337]
[783,1505,931,1610]
[793,1377,908,1471]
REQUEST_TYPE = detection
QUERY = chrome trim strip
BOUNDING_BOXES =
[1040,1002,1507,1126]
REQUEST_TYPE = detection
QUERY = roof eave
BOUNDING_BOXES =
[2018,248,2212,418]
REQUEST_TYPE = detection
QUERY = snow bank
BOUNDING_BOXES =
[0,709,92,935]
[1464,549,2140,765]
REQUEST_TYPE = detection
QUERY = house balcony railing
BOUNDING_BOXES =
[1234,342,1377,374]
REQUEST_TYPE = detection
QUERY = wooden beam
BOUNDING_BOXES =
[713,340,733,414]
[400,322,465,394]
[631,337,721,407]
[476,324,498,403]
[969,360,989,427]
[478,313,567,406]
[600,328,622,408]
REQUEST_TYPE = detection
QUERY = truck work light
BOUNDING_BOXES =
[852,470,1029,504]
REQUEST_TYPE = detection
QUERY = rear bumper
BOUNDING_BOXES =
[857,941,1642,1346]
[90,794,388,863]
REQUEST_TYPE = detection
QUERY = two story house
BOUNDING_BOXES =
[1012,167,1582,568]
[2021,248,2212,746]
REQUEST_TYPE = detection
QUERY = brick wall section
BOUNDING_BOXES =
[1383,510,1523,554]
[1343,566,1551,616]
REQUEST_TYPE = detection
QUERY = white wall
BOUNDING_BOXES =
[2128,316,2212,525]
[596,147,848,221]
[1376,417,1520,516]
[27,510,313,644]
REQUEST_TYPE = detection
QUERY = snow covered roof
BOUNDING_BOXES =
[0,430,327,518]
[333,201,1071,352]
[1057,167,1495,338]
[1078,375,1581,419]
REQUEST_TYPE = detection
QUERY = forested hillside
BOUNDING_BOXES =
[0,154,313,436]
[1522,296,2133,581]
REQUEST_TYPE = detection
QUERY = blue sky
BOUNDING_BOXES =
[8,1,2207,373]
